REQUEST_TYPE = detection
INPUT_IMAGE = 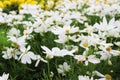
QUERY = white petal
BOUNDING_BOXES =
[28,52,37,60]
[89,58,100,64]
[93,71,105,77]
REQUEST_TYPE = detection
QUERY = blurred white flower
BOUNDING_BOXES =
[97,44,120,60]
[2,47,20,60]
[74,51,100,65]
[0,73,9,80]
[93,71,112,80]
[93,17,120,38]
[41,46,75,59]
[69,34,81,42]
[8,36,26,49]
[18,46,37,64]
[7,28,20,37]
[57,62,71,76]
[23,27,33,39]
[51,25,79,35]
[54,34,68,44]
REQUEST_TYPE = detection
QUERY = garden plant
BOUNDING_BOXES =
[0,0,120,80]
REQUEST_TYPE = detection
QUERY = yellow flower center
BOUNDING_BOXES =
[82,42,89,47]
[105,74,112,79]
[11,50,15,54]
[84,0,89,3]
[96,0,100,2]
[85,29,89,32]
[104,0,108,4]
[106,46,112,51]
[24,50,28,54]
[24,31,28,35]
[65,29,70,33]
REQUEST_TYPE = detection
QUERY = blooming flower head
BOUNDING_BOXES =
[51,25,79,35]
[2,47,20,60]
[0,73,9,80]
[57,62,71,76]
[74,51,100,65]
[41,46,75,59]
[93,71,112,80]
[19,45,37,64]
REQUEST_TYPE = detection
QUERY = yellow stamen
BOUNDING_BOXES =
[96,0,100,2]
[105,74,112,79]
[85,29,89,32]
[104,0,108,4]
[65,29,70,33]
[106,46,112,51]
[11,50,15,54]
[82,42,89,47]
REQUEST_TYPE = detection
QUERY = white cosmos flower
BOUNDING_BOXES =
[100,44,120,55]
[41,46,75,59]
[19,46,37,64]
[2,47,20,60]
[93,71,112,80]
[57,62,71,76]
[51,25,79,35]
[54,34,68,44]
[19,4,41,16]
[7,28,20,37]
[0,73,9,80]
[23,27,33,39]
[74,51,100,66]
[69,34,81,42]
[8,36,26,49]
[93,17,120,37]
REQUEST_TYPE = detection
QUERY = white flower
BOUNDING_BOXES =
[69,34,81,42]
[93,17,120,38]
[74,51,100,65]
[54,34,68,44]
[57,62,71,76]
[41,46,75,59]
[51,25,79,35]
[97,44,120,60]
[7,28,20,37]
[18,46,37,64]
[78,75,93,80]
[79,34,101,50]
[23,27,33,39]
[93,71,112,80]
[0,73,9,80]
[19,4,41,16]
[2,47,20,60]
[8,36,26,49]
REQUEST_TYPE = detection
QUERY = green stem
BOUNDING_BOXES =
[47,60,52,80]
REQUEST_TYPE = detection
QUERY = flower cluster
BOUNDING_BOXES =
[0,0,120,80]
